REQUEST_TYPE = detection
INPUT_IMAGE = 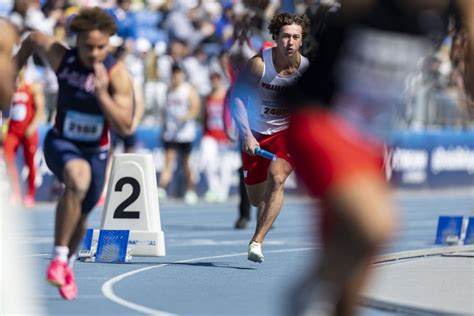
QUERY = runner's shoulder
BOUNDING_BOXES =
[246,53,264,79]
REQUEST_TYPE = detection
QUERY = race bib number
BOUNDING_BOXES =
[10,104,27,121]
[63,111,104,142]
[260,101,289,118]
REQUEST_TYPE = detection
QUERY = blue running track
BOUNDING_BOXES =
[18,190,474,315]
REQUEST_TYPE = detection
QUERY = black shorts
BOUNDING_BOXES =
[162,141,193,154]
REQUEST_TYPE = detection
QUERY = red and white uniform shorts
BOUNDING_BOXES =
[242,129,293,185]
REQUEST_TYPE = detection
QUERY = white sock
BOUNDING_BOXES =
[53,246,69,263]
[68,254,77,268]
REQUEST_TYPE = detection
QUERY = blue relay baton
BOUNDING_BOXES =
[254,147,277,161]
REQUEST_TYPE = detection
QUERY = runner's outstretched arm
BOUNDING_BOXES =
[14,31,66,72]
[229,55,263,155]
[0,20,17,109]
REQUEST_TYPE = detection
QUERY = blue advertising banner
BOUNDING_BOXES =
[387,129,474,188]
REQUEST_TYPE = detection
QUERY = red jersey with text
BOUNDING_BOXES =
[54,48,117,148]
[8,84,35,135]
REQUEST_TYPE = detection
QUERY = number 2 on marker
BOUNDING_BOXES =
[113,177,140,219]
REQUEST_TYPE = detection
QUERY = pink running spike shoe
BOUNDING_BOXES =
[59,266,78,300]
[46,258,67,287]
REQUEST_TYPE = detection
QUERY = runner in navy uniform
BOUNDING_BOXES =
[285,1,474,315]
[15,7,134,300]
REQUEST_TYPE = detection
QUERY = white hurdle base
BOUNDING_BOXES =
[93,229,165,256]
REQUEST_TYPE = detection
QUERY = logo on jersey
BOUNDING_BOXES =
[58,68,95,93]
[261,82,287,92]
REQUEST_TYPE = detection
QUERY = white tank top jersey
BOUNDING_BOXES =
[247,48,309,135]
[162,82,197,143]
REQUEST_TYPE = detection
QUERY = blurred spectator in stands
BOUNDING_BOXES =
[107,0,137,41]
[214,1,234,44]
[124,37,150,87]
[10,0,61,35]
[158,39,188,85]
[40,57,59,123]
[158,64,200,205]
[200,71,234,203]
[209,50,232,90]
[3,66,44,207]
[183,46,211,100]
[10,0,29,33]
[404,57,429,129]
[162,0,215,51]
[241,0,281,40]
[431,45,465,127]
[143,42,168,125]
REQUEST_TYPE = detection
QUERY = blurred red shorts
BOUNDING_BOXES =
[288,108,386,241]
[287,108,385,198]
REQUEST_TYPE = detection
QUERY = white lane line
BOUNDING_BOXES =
[102,247,318,316]
[374,244,474,264]
[19,253,50,258]
[169,239,292,247]
[361,244,474,315]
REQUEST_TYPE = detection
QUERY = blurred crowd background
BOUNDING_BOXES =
[1,0,473,204]
[2,0,471,129]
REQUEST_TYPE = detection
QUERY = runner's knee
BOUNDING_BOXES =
[63,164,92,200]
[268,172,286,189]
[267,161,292,189]
[65,181,90,200]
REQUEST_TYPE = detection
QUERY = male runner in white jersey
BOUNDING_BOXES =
[230,12,310,263]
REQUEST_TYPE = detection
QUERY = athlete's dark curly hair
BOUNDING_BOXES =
[267,12,310,41]
[69,7,117,35]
